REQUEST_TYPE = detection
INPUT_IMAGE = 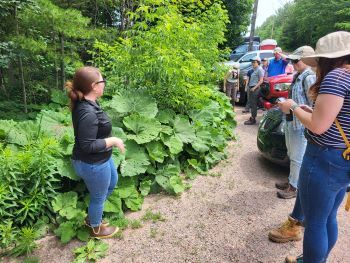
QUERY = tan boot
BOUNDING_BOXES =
[90,224,119,239]
[268,216,302,243]
[285,254,303,263]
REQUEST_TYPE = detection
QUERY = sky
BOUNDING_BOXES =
[255,0,291,28]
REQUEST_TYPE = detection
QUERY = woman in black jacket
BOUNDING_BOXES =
[66,66,125,238]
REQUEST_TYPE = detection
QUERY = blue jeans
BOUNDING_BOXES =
[297,143,350,263]
[285,123,307,189]
[72,157,118,227]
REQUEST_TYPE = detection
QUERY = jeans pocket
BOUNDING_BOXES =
[328,161,350,191]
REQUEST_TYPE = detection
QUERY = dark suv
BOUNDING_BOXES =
[229,42,260,61]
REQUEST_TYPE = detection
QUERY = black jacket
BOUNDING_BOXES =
[72,99,112,164]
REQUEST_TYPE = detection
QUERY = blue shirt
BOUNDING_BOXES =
[267,58,289,77]
[307,68,350,148]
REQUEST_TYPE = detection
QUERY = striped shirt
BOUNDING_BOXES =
[307,68,350,148]
[289,68,316,130]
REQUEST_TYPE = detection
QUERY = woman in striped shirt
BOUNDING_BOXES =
[278,31,350,263]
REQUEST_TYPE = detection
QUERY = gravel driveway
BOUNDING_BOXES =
[7,106,350,263]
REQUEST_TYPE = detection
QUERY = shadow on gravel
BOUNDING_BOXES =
[239,151,289,185]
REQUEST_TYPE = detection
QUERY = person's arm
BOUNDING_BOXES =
[303,74,316,105]
[77,111,125,153]
[278,94,343,135]
[251,68,264,91]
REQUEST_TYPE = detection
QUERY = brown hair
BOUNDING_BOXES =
[309,55,350,101]
[65,66,101,109]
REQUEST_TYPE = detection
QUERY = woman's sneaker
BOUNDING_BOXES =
[90,224,119,239]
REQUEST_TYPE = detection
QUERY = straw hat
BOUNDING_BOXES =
[301,31,350,67]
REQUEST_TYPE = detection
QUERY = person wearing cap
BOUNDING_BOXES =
[223,65,240,107]
[267,47,289,77]
[273,46,316,200]
[277,31,350,263]
[244,56,264,125]
[268,46,316,244]
[261,57,269,83]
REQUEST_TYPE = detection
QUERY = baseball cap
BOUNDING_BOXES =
[250,56,261,62]
[287,46,315,60]
[261,57,268,61]
[274,47,282,53]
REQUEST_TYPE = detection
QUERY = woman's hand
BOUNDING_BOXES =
[277,99,295,114]
[105,137,125,153]
[299,104,313,113]
[113,137,125,153]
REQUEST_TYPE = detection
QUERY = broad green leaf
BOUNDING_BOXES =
[156,109,176,124]
[169,176,185,194]
[52,192,77,213]
[123,114,162,144]
[55,158,80,181]
[54,221,76,244]
[146,141,167,163]
[124,191,143,211]
[173,115,196,143]
[120,141,150,177]
[139,180,152,196]
[161,134,183,155]
[76,228,90,242]
[109,91,158,117]
[187,159,206,174]
[104,190,122,213]
[191,128,212,153]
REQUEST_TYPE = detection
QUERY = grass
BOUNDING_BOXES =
[129,219,143,229]
[142,209,166,223]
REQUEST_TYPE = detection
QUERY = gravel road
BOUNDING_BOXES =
[5,106,349,263]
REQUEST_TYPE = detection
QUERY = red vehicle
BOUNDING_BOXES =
[260,65,294,109]
[260,74,293,109]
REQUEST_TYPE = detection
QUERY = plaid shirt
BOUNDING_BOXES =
[289,68,316,130]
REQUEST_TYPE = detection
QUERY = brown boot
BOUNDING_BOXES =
[277,185,297,199]
[84,217,109,227]
[244,117,256,125]
[90,224,119,239]
[275,181,289,190]
[268,216,303,243]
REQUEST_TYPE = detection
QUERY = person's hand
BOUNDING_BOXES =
[300,104,313,113]
[277,99,295,114]
[113,137,125,153]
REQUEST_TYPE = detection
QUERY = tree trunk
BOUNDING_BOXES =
[59,33,65,90]
[15,5,27,113]
[0,68,9,99]
[248,0,259,51]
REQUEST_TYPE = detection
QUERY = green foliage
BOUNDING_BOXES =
[7,227,38,257]
[93,1,229,112]
[52,192,88,244]
[73,239,109,263]
[23,256,41,263]
[256,0,350,50]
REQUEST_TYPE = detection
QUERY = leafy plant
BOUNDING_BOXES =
[129,219,143,229]
[8,227,38,257]
[73,239,109,263]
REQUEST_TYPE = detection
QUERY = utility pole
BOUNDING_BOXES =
[248,0,259,51]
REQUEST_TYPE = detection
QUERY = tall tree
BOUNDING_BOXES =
[222,0,254,49]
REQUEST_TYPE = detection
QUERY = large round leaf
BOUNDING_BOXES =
[123,114,162,144]
[173,115,196,143]
[109,91,158,117]
[146,141,167,163]
[120,140,150,177]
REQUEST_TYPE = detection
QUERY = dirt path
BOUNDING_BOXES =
[9,107,350,263]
